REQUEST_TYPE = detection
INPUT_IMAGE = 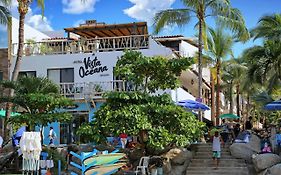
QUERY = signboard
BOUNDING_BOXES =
[79,54,108,78]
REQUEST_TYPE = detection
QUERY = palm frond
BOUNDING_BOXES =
[153,8,192,34]
[0,5,10,25]
[36,0,45,16]
[215,8,250,42]
[251,14,281,40]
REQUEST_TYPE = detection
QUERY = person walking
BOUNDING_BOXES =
[0,133,3,152]
[119,132,128,149]
[48,127,56,145]
[212,131,224,169]
[245,117,253,130]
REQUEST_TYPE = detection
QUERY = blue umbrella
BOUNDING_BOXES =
[264,100,281,111]
[177,99,210,111]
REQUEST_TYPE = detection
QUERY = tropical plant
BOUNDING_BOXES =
[251,14,281,41]
[206,28,233,122]
[242,40,281,93]
[221,60,247,117]
[77,92,205,150]
[153,0,249,112]
[4,0,45,140]
[0,0,11,25]
[114,50,193,93]
[77,50,205,150]
[0,76,73,130]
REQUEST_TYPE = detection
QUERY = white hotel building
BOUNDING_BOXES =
[2,18,217,144]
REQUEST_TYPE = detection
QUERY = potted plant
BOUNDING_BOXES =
[40,43,53,55]
[94,84,103,96]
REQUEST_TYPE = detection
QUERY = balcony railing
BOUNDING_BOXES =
[12,35,149,56]
[60,80,127,99]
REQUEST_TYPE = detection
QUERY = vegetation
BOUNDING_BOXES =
[205,27,233,123]
[78,51,205,150]
[0,0,11,25]
[153,0,249,119]
[0,76,73,130]
[114,50,193,93]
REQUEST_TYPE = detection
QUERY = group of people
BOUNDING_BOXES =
[211,117,253,169]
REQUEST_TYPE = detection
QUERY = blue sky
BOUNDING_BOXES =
[1,0,281,56]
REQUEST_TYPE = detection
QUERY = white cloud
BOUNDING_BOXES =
[27,15,53,31]
[9,0,53,31]
[62,0,99,14]
[124,0,176,25]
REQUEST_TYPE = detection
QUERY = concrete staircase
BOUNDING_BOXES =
[186,143,249,175]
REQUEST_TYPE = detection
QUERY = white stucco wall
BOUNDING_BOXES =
[179,40,197,57]
[12,17,50,44]
[10,38,174,82]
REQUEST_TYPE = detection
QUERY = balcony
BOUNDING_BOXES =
[60,80,127,99]
[12,35,149,56]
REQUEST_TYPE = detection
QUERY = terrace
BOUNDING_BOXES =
[12,21,149,56]
[59,80,128,99]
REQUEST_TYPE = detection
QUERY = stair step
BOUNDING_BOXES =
[195,152,231,156]
[189,159,246,167]
[186,169,249,175]
[195,155,233,159]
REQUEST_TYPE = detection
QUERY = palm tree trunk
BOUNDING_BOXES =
[236,84,240,117]
[198,19,203,122]
[4,12,26,141]
[210,72,215,125]
[216,61,221,125]
[229,83,233,114]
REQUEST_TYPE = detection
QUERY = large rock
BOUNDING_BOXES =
[230,134,261,162]
[252,154,281,172]
[230,143,258,162]
[162,148,192,175]
[267,163,281,175]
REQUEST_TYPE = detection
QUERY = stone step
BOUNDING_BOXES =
[195,152,231,156]
[188,159,246,167]
[186,167,249,175]
[196,149,230,154]
[195,155,233,159]
[196,147,230,150]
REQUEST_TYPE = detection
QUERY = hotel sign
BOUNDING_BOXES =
[79,54,108,78]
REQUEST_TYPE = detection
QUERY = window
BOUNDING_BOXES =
[47,68,74,83]
[19,71,36,78]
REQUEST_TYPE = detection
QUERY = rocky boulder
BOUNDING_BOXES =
[230,134,261,162]
[162,148,193,175]
[267,163,281,175]
[252,154,281,172]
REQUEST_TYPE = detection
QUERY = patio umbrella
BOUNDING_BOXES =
[0,109,20,118]
[219,113,240,119]
[264,100,281,111]
[177,99,210,111]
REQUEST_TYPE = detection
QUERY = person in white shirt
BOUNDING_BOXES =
[48,127,56,145]
[0,134,3,152]
[212,131,224,169]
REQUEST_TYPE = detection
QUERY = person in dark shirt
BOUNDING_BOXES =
[233,124,241,139]
[245,117,253,130]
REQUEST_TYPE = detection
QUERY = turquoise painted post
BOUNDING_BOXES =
[58,160,61,175]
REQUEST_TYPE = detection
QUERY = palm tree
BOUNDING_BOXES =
[242,40,281,93]
[0,0,11,25]
[153,0,249,120]
[4,0,45,140]
[206,28,233,124]
[251,14,281,41]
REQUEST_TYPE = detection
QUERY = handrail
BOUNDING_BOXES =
[59,80,127,99]
[12,35,149,56]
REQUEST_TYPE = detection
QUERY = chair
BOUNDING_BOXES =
[135,156,150,175]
